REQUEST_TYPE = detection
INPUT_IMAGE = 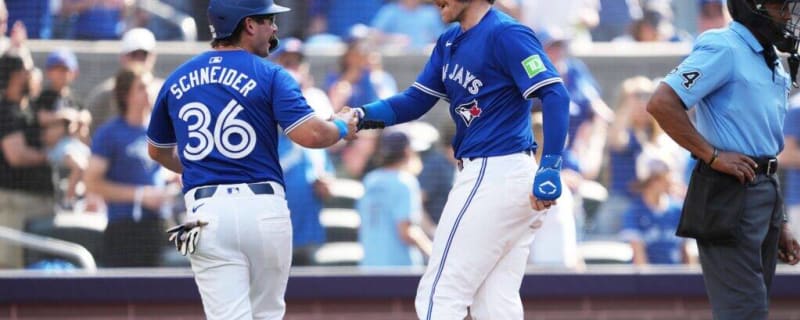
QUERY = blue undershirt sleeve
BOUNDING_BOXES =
[534,82,570,156]
[362,86,440,126]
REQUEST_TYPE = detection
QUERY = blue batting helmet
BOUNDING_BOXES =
[208,0,291,40]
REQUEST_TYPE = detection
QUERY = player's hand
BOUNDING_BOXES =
[166,220,208,256]
[333,106,359,141]
[779,224,800,265]
[710,150,758,184]
[10,21,28,49]
[531,154,563,211]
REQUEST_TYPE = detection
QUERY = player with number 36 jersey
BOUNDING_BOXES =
[146,1,357,319]
[148,49,310,193]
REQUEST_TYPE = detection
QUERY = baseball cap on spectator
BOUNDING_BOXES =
[536,26,568,47]
[346,23,371,44]
[379,131,411,165]
[270,37,304,60]
[45,48,78,72]
[121,28,156,55]
[635,149,672,183]
[386,121,440,152]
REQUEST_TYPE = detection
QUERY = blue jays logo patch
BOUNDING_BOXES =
[455,100,482,126]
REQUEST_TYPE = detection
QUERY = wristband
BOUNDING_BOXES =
[708,148,719,166]
[332,118,348,140]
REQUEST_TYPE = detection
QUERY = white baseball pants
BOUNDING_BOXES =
[184,182,292,320]
[415,152,546,320]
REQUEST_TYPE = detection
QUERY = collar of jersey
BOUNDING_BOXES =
[729,21,764,54]
[453,7,496,43]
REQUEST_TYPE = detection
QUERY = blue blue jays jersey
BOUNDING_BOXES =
[147,50,315,192]
[412,9,562,159]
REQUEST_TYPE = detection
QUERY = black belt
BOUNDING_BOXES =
[194,182,275,201]
[752,157,778,175]
[457,149,533,171]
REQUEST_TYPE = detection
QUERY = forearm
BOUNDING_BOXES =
[288,117,351,148]
[362,87,439,126]
[85,178,138,203]
[630,240,648,265]
[538,83,570,155]
[607,112,631,150]
[155,151,183,174]
[13,149,47,166]
[408,225,433,257]
[647,84,714,162]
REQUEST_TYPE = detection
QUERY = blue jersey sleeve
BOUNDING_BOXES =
[494,25,562,99]
[146,87,177,148]
[663,33,733,109]
[271,69,316,134]
[411,36,448,100]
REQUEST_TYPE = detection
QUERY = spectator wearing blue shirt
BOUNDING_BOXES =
[84,67,174,267]
[278,132,334,266]
[593,76,660,237]
[782,96,800,238]
[592,0,641,41]
[307,0,384,40]
[371,0,445,51]
[540,26,611,180]
[620,150,689,265]
[356,131,431,266]
[5,0,51,39]
[326,37,397,112]
[63,0,126,40]
[697,0,728,34]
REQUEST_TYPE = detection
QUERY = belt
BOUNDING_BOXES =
[752,157,778,175]
[457,149,533,171]
[194,182,275,201]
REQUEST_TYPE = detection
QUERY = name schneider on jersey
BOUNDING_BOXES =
[169,57,258,100]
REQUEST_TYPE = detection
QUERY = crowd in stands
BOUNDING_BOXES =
[0,0,799,270]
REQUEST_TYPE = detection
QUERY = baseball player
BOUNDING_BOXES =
[146,1,357,319]
[355,0,570,318]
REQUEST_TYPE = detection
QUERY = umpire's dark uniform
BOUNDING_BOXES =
[647,3,800,318]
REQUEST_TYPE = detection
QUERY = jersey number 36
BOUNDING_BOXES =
[179,99,256,161]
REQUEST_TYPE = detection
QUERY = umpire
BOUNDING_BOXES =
[647,0,800,319]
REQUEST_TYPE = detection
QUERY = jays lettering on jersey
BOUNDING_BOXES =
[147,50,316,192]
[413,9,562,159]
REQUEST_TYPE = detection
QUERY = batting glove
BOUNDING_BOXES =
[166,220,208,256]
[353,107,385,131]
[532,154,563,201]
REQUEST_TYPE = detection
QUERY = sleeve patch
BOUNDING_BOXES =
[522,55,547,78]
[681,71,702,89]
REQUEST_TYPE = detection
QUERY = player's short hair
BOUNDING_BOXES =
[113,66,147,115]
[210,14,274,48]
